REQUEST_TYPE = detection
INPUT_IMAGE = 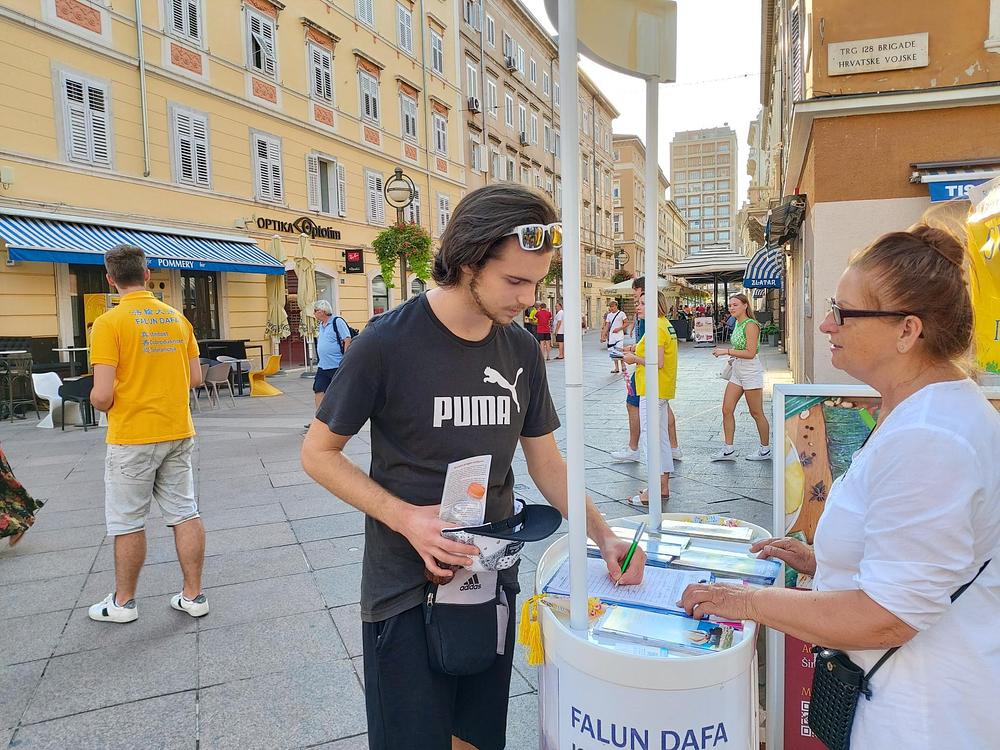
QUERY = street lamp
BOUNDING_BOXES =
[383,166,417,300]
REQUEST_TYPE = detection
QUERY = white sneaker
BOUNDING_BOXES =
[671,447,684,461]
[170,592,209,618]
[610,446,640,463]
[88,593,138,623]
[745,446,773,462]
[710,447,737,462]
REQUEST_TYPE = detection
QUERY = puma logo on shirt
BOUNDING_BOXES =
[431,366,524,428]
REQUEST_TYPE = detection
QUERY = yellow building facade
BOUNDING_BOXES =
[0,0,468,366]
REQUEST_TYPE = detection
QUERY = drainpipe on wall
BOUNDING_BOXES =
[478,10,489,182]
[418,0,435,250]
[134,0,151,177]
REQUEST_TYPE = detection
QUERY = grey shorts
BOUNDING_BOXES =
[104,438,199,536]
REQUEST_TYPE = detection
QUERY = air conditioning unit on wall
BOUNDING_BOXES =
[467,96,481,113]
[504,56,517,71]
[519,132,529,146]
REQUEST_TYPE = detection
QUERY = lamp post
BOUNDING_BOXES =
[383,166,417,301]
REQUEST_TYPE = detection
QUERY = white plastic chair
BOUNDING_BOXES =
[204,362,236,408]
[190,363,210,412]
[32,372,80,429]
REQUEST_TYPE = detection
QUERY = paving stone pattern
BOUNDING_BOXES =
[0,333,790,749]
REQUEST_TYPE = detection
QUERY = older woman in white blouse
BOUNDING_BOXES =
[680,223,1000,749]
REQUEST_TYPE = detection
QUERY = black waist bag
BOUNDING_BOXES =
[808,560,990,750]
[423,569,507,677]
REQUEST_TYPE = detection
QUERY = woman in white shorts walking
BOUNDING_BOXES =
[710,294,770,461]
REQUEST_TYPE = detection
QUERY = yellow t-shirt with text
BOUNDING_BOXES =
[634,318,678,400]
[90,291,199,444]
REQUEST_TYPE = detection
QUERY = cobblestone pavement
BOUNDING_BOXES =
[0,332,790,749]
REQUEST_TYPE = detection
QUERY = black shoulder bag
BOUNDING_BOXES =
[808,559,990,750]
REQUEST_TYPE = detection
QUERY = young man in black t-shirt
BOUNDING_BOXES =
[302,184,645,750]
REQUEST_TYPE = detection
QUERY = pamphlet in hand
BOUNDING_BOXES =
[439,455,492,527]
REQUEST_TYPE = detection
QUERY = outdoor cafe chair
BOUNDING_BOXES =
[190,363,210,412]
[31,372,81,429]
[204,362,236,408]
[58,375,95,431]
[249,354,282,397]
[1,354,40,423]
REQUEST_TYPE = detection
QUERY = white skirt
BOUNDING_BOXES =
[728,356,765,390]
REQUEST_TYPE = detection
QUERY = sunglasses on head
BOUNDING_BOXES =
[504,223,563,251]
[827,298,916,327]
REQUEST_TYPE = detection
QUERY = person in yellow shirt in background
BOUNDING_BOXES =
[621,290,679,507]
[87,244,207,623]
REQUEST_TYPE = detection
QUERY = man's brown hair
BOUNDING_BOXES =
[104,244,148,287]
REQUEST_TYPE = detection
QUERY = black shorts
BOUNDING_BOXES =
[312,367,337,393]
[362,589,518,750]
[555,334,564,343]
[535,331,551,342]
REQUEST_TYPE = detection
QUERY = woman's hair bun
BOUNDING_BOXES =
[910,223,965,268]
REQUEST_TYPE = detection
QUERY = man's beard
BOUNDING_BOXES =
[469,269,513,327]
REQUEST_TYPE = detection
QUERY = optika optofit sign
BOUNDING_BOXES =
[256,216,342,240]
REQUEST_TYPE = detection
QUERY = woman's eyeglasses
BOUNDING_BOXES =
[827,298,914,326]
[504,223,563,251]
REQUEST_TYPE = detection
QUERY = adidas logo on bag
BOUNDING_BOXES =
[459,574,482,591]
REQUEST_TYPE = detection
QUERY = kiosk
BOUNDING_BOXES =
[534,514,772,750]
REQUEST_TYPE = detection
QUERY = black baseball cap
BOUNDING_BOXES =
[444,499,562,542]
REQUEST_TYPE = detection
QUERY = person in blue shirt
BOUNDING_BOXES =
[312,300,352,409]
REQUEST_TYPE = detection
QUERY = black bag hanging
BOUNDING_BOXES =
[423,569,505,677]
[807,560,990,750]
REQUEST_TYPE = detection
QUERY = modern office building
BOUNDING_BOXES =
[669,126,739,255]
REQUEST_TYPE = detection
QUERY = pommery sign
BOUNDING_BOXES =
[828,32,928,76]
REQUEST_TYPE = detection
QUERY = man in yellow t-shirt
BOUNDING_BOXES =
[87,244,208,624]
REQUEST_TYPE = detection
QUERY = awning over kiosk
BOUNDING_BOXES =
[0,214,285,275]
[743,245,783,289]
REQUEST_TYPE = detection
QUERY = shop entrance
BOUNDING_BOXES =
[181,270,220,339]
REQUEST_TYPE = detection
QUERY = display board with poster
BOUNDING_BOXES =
[765,383,1000,750]
[693,316,715,346]
[968,178,1000,386]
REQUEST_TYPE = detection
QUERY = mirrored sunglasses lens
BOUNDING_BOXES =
[548,225,563,247]
[520,226,544,249]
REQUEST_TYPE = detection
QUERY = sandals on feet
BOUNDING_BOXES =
[625,492,670,507]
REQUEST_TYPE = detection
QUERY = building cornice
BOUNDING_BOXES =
[783,83,1000,195]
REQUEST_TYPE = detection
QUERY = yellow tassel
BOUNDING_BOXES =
[518,594,546,666]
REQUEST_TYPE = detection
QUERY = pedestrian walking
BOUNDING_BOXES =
[620,290,678,506]
[311,300,352,411]
[301,184,644,750]
[552,301,565,359]
[535,302,552,359]
[680,221,1000,750]
[523,301,538,335]
[88,244,208,623]
[611,277,681,464]
[601,299,628,373]
[710,293,771,461]
[0,444,44,547]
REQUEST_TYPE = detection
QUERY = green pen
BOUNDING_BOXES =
[615,521,646,586]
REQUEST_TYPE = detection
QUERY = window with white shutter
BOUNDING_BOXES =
[504,94,513,127]
[169,0,202,43]
[366,170,385,225]
[172,106,210,187]
[252,132,283,203]
[400,94,418,141]
[437,194,451,234]
[486,79,497,118]
[404,187,421,224]
[518,104,526,135]
[469,137,481,171]
[359,70,380,124]
[306,154,344,216]
[542,72,550,96]
[486,15,495,46]
[397,5,413,53]
[356,0,375,27]
[789,4,803,100]
[466,62,478,100]
[529,59,536,84]
[433,113,447,155]
[491,148,502,180]
[336,163,347,216]
[61,72,111,167]
[530,113,537,144]
[430,30,444,75]
[309,44,333,102]
[246,9,276,78]
[516,45,525,75]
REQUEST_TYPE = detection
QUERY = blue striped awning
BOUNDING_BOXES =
[0,214,284,275]
[743,245,782,290]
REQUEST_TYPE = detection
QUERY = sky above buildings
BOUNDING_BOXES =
[521,0,763,207]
